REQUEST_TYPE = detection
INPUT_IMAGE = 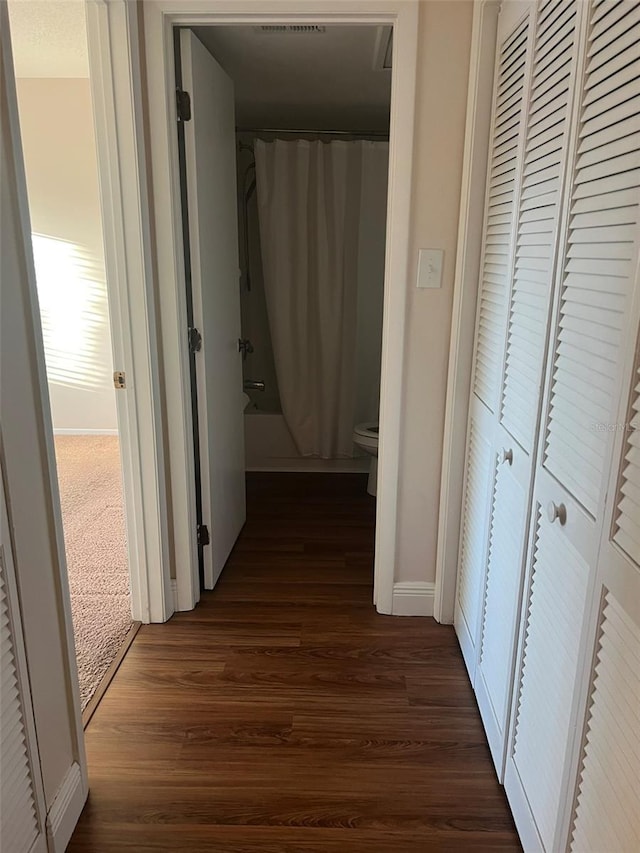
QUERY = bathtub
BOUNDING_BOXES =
[244,410,369,473]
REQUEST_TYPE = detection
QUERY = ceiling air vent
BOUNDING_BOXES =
[254,25,327,34]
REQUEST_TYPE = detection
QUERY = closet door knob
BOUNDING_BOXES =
[547,501,567,525]
[499,448,513,465]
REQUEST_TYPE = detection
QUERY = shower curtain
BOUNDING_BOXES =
[254,138,389,458]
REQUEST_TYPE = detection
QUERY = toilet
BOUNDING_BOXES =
[353,422,379,496]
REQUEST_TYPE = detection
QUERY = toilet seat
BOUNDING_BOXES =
[354,422,379,439]
[353,423,379,496]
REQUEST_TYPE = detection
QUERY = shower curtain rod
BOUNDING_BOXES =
[237,128,390,141]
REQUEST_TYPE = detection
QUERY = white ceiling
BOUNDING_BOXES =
[191,25,392,133]
[8,0,89,79]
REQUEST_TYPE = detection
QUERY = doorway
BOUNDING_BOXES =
[175,23,391,592]
[138,1,417,614]
[8,0,138,719]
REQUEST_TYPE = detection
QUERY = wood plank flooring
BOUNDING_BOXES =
[68,473,520,852]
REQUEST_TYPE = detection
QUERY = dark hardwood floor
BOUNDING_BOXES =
[68,472,520,852]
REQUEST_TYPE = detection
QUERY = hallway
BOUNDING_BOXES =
[68,473,519,851]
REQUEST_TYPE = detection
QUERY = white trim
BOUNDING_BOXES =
[141,1,201,613]
[45,762,88,853]
[140,0,419,616]
[475,665,506,777]
[86,0,174,623]
[503,760,545,853]
[372,2,418,614]
[391,582,435,617]
[171,577,180,611]
[454,604,477,683]
[433,0,499,624]
[53,428,119,436]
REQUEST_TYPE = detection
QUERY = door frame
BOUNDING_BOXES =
[433,0,500,623]
[85,0,173,622]
[97,0,419,614]
[2,7,88,842]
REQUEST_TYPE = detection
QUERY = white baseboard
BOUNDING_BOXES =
[46,762,88,853]
[53,428,119,436]
[392,581,436,616]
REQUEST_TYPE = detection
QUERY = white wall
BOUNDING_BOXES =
[395,0,474,583]
[16,77,118,434]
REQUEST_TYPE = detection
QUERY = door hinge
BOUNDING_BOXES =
[197,524,210,548]
[113,370,126,389]
[238,338,254,360]
[176,88,191,122]
[188,327,202,353]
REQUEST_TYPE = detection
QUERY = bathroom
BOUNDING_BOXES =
[191,24,391,498]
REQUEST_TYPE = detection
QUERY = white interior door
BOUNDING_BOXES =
[560,8,640,845]
[568,562,640,853]
[474,0,583,778]
[566,347,640,852]
[505,1,640,846]
[0,475,48,853]
[455,3,533,681]
[456,1,547,779]
[181,30,246,589]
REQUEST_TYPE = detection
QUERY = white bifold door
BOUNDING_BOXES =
[455,0,640,850]
[456,0,583,775]
[0,477,47,853]
[180,30,246,589]
[567,376,640,853]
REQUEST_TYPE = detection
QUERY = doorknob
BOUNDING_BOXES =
[547,501,567,525]
[499,448,513,465]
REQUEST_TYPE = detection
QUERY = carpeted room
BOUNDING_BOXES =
[55,435,132,711]
[11,41,135,715]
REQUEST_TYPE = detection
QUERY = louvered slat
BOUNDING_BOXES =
[0,556,39,853]
[501,0,578,451]
[570,593,640,852]
[473,18,529,412]
[543,3,640,514]
[512,507,591,851]
[457,417,494,640]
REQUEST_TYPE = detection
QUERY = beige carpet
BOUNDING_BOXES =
[54,435,132,711]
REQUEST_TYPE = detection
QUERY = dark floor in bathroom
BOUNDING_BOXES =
[68,472,520,852]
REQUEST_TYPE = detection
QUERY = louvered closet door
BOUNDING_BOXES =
[566,307,640,852]
[569,580,640,853]
[505,2,640,849]
[0,478,47,853]
[455,2,533,679]
[568,524,640,853]
[473,0,583,780]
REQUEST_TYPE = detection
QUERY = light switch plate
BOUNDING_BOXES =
[417,248,444,289]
